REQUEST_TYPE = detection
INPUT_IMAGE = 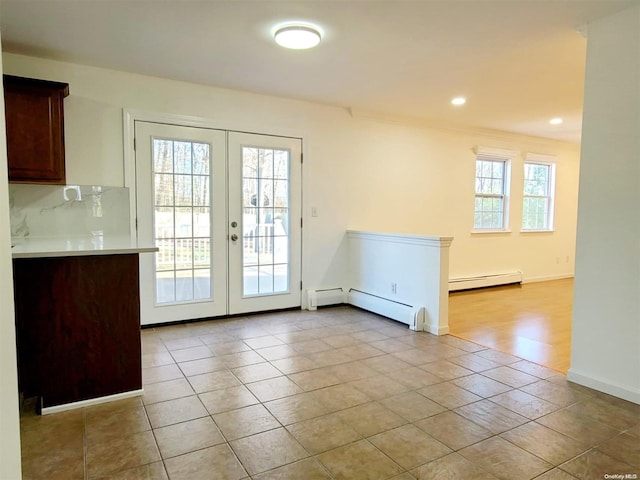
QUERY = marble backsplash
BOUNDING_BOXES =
[9,184,130,238]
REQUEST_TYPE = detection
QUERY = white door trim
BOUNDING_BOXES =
[124,109,307,240]
[123,108,307,320]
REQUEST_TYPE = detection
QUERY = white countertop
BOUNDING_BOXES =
[11,235,158,258]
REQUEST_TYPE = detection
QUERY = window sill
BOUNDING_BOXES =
[520,229,555,233]
[471,229,512,235]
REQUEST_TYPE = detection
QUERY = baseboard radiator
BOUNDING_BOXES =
[449,271,523,292]
[347,289,426,331]
[306,288,346,310]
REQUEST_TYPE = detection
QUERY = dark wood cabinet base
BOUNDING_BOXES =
[13,254,142,410]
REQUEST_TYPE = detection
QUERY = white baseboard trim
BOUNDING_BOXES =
[449,271,522,291]
[41,389,144,415]
[426,324,450,336]
[566,369,640,405]
[523,273,574,284]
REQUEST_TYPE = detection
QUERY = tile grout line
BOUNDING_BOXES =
[142,398,170,480]
[23,307,640,479]
[82,407,88,480]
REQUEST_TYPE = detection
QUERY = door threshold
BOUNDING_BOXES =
[140,306,302,329]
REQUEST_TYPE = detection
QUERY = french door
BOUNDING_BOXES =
[228,132,302,314]
[135,121,301,325]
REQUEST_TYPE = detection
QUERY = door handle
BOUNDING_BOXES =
[230,234,238,242]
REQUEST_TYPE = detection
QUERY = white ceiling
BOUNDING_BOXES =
[0,0,636,142]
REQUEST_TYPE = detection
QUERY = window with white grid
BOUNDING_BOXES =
[474,152,511,230]
[522,155,556,231]
[152,138,212,304]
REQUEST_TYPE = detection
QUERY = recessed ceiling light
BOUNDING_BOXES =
[451,97,466,106]
[550,117,563,125]
[274,25,321,49]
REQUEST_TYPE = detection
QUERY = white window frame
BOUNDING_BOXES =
[472,147,515,233]
[521,153,557,232]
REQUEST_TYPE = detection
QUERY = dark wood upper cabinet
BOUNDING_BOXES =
[3,75,69,184]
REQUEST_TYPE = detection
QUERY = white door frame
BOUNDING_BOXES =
[123,109,307,321]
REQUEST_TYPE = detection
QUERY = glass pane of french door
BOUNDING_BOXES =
[228,132,302,314]
[154,138,212,303]
[241,146,290,296]
[135,121,227,325]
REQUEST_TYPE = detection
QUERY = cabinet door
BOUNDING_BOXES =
[13,255,142,410]
[4,76,68,184]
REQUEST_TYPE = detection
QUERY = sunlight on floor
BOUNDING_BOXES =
[448,279,574,373]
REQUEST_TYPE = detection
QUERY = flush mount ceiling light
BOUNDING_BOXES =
[274,25,321,49]
[451,96,467,106]
[550,117,563,125]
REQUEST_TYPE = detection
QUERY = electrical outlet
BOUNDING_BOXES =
[391,282,397,294]
[311,207,318,217]
[556,257,560,264]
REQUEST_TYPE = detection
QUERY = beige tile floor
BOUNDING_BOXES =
[20,306,640,480]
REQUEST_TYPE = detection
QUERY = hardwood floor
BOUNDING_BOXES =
[448,278,574,373]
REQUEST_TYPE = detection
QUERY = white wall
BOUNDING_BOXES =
[342,118,580,282]
[569,6,640,403]
[348,231,452,335]
[0,35,23,480]
[2,53,580,294]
